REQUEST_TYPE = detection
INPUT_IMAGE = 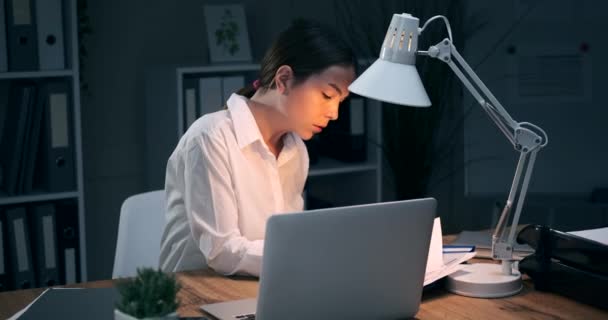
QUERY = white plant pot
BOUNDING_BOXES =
[114,308,178,320]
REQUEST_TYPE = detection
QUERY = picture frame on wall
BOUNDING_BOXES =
[204,4,252,63]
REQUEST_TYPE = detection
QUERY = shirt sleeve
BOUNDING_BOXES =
[182,132,263,277]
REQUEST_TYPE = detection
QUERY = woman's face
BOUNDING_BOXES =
[280,65,356,140]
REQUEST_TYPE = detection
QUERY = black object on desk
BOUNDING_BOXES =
[517,225,608,310]
[18,287,120,320]
[16,287,209,320]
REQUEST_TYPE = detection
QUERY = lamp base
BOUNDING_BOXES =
[446,263,522,298]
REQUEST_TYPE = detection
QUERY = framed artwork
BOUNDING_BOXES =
[204,4,252,63]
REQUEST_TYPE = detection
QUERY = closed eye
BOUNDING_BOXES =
[322,92,333,100]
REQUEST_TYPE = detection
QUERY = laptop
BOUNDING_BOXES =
[201,198,436,320]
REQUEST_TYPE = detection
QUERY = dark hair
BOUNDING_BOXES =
[237,19,356,98]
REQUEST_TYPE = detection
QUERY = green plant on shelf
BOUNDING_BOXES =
[115,268,181,319]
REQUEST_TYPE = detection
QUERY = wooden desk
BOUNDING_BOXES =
[1,240,607,319]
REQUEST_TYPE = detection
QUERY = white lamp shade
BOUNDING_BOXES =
[348,58,431,107]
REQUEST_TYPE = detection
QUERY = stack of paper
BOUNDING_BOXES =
[450,229,534,260]
[424,218,476,286]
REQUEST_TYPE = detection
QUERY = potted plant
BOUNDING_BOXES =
[114,268,181,320]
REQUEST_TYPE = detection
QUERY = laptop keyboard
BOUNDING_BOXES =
[235,314,255,319]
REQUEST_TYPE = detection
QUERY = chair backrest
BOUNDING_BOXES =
[112,190,166,278]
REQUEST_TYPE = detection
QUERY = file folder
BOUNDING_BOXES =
[16,83,35,194]
[35,0,65,70]
[0,211,9,291]
[183,77,199,129]
[0,83,35,195]
[17,83,41,194]
[0,0,9,72]
[37,81,75,192]
[54,200,79,284]
[198,77,223,116]
[5,0,39,71]
[5,206,35,289]
[222,76,244,103]
[21,82,45,194]
[30,203,60,287]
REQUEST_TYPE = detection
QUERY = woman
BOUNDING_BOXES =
[159,19,356,276]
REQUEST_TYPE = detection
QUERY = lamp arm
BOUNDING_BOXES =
[419,38,549,274]
[419,39,519,145]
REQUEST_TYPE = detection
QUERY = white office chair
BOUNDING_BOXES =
[112,190,166,278]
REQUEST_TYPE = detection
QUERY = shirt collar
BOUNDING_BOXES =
[227,93,299,166]
[227,93,261,149]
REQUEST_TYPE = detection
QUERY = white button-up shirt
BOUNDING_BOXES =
[159,93,309,276]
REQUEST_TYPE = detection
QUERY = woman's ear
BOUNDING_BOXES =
[274,65,294,95]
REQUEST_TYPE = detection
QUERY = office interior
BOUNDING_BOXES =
[0,0,606,313]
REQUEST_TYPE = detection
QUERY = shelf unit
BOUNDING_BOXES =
[145,62,383,207]
[0,0,87,284]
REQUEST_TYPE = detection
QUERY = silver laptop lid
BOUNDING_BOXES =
[256,197,436,320]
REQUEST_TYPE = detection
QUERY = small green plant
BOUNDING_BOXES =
[115,268,181,319]
[215,8,240,55]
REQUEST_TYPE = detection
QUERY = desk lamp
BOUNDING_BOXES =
[349,13,549,298]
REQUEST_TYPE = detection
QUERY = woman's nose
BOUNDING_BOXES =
[327,103,339,120]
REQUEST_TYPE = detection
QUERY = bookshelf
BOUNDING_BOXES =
[145,62,383,208]
[0,0,87,289]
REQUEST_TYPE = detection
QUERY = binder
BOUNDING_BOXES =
[5,0,39,71]
[350,97,367,161]
[18,83,41,194]
[36,80,75,192]
[221,76,244,103]
[16,83,35,194]
[0,210,9,291]
[183,77,199,129]
[5,206,36,289]
[0,83,35,195]
[198,77,223,116]
[30,203,60,287]
[0,0,9,72]
[349,98,365,138]
[54,200,79,284]
[35,0,65,70]
[21,82,45,194]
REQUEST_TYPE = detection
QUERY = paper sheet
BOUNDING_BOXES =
[569,227,608,246]
[424,217,476,286]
